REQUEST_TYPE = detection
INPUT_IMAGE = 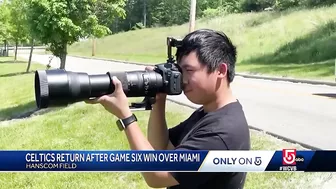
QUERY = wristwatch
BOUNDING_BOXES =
[116,114,137,131]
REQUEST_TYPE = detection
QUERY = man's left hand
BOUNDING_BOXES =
[85,76,132,119]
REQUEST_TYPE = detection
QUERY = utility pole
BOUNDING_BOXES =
[143,0,147,27]
[189,0,197,33]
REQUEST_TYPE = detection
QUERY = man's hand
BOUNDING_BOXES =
[85,71,179,188]
[85,76,132,119]
[145,66,167,101]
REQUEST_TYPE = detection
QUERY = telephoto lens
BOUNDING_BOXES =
[34,69,164,109]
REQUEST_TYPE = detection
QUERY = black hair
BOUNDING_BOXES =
[176,29,237,83]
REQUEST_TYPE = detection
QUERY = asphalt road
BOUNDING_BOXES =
[19,53,336,150]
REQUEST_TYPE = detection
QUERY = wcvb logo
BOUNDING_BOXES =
[282,149,296,165]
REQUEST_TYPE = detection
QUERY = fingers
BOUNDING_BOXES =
[145,66,155,71]
[85,76,126,106]
[85,96,107,104]
[112,76,123,95]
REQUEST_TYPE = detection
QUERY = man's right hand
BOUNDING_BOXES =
[145,66,167,102]
[146,66,172,150]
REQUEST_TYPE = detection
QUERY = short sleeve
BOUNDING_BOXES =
[170,129,229,188]
[168,108,203,147]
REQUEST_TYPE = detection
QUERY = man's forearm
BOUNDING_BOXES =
[147,98,170,150]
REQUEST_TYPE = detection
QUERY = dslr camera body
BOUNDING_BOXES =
[153,37,183,95]
[34,37,184,110]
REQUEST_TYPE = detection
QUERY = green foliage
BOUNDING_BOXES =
[68,4,336,81]
[239,0,275,12]
[0,1,11,42]
[110,0,336,34]
[27,0,102,48]
[222,0,241,13]
[120,0,146,30]
[299,0,336,7]
[2,0,335,50]
[131,22,145,30]
[94,0,127,32]
[273,0,299,11]
[125,0,190,28]
[237,0,335,12]
[8,0,30,44]
[150,0,190,26]
[25,0,125,68]
[202,8,225,19]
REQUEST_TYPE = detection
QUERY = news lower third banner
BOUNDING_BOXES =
[0,150,335,172]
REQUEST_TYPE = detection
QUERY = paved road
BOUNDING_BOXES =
[19,53,336,150]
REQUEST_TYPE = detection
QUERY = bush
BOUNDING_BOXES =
[299,0,336,7]
[237,0,335,12]
[131,22,145,30]
[202,8,225,19]
[274,0,300,11]
[223,0,241,13]
[239,0,275,12]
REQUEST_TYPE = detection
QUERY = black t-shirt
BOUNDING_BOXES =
[167,100,251,189]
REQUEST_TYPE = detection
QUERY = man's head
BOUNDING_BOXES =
[175,29,237,105]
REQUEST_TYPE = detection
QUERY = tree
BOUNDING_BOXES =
[94,0,126,27]
[0,1,11,57]
[26,0,126,69]
[116,0,143,31]
[147,0,190,27]
[91,0,126,56]
[8,0,30,61]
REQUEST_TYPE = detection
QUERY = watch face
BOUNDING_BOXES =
[116,120,125,131]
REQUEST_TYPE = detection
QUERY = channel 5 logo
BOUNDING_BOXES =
[282,149,296,165]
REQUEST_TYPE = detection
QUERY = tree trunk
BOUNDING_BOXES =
[143,0,147,27]
[26,39,34,73]
[14,40,18,62]
[4,40,8,57]
[59,44,67,69]
[92,37,96,56]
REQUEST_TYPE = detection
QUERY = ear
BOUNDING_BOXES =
[217,63,228,79]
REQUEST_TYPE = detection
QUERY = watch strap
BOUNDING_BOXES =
[116,114,137,131]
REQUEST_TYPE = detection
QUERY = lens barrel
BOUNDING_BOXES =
[34,69,164,109]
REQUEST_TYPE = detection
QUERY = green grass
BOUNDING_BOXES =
[0,102,335,189]
[0,59,335,188]
[69,5,336,81]
[0,57,45,121]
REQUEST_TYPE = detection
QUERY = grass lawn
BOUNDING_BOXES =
[0,57,46,121]
[68,5,336,82]
[0,57,335,188]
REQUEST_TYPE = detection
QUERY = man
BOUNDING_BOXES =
[86,29,251,188]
